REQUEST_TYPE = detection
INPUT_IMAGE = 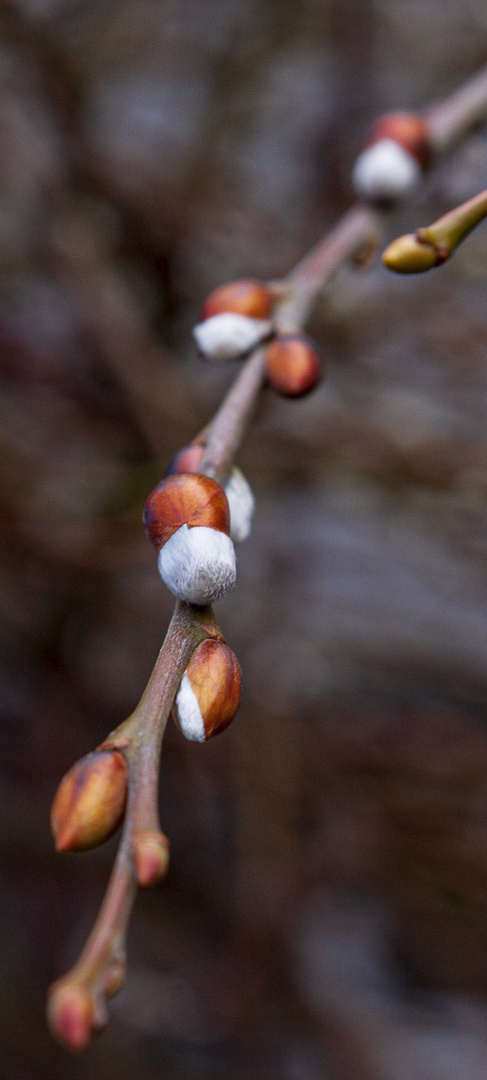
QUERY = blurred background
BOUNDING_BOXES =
[2,1,487,1077]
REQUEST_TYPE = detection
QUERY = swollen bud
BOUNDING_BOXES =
[382,232,438,273]
[265,333,322,398]
[175,638,242,741]
[133,830,170,887]
[193,312,272,361]
[353,112,432,203]
[166,441,205,475]
[47,981,95,1051]
[201,279,273,320]
[144,473,236,604]
[50,749,127,853]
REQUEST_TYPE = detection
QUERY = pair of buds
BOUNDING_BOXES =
[352,111,433,203]
[51,642,241,855]
[50,745,168,884]
[193,278,323,399]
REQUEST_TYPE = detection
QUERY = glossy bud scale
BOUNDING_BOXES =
[144,473,230,550]
[201,278,273,320]
[265,333,322,398]
[50,749,127,853]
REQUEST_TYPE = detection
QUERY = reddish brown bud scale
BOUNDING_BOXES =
[47,982,95,1051]
[365,112,432,168]
[50,749,127,853]
[201,279,273,320]
[144,473,230,551]
[166,441,205,476]
[265,334,322,398]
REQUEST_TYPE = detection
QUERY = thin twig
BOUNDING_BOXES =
[425,62,487,152]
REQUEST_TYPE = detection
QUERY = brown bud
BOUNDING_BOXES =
[133,830,170,887]
[47,981,95,1051]
[175,638,242,741]
[51,749,127,853]
[265,333,322,398]
[166,441,205,476]
[201,279,273,320]
[143,473,230,551]
[365,111,432,168]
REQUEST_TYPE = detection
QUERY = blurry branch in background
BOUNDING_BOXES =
[46,63,487,1051]
[382,187,487,273]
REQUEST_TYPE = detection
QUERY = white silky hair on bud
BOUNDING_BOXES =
[193,313,272,361]
[352,138,421,201]
[175,672,206,742]
[158,524,237,604]
[224,467,255,543]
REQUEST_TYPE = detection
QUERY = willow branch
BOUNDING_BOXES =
[425,63,487,152]
[48,61,487,1051]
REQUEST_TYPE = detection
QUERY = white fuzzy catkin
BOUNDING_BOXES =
[175,672,206,741]
[193,313,272,361]
[157,524,236,604]
[352,138,421,201]
[225,467,255,543]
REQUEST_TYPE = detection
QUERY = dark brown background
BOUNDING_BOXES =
[1,1,487,1077]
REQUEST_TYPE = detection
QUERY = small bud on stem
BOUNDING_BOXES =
[383,187,487,273]
[265,333,322,398]
[47,982,96,1051]
[133,831,170,887]
[201,279,273,320]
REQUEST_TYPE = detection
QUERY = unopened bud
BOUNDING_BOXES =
[144,473,236,604]
[175,638,242,742]
[382,232,438,273]
[133,831,170,887]
[166,441,205,475]
[51,749,127,853]
[193,312,272,361]
[265,333,322,398]
[201,279,273,320]
[47,981,95,1051]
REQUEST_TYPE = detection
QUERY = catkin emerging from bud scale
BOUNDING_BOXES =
[144,473,237,604]
[175,638,242,741]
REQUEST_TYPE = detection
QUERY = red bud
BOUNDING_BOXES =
[265,333,322,398]
[201,279,273,320]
